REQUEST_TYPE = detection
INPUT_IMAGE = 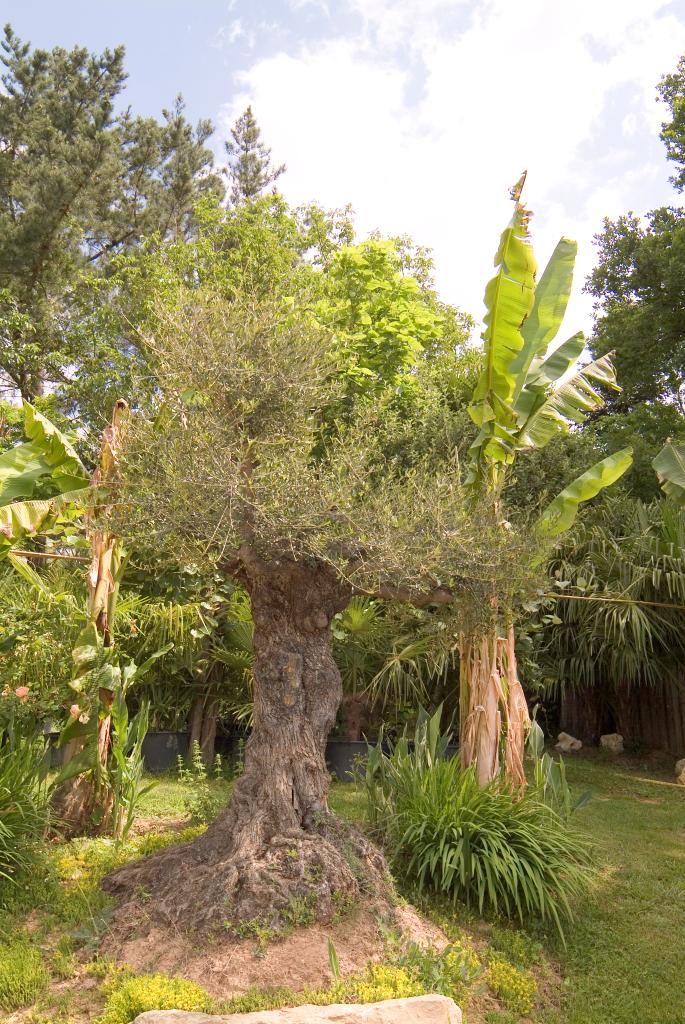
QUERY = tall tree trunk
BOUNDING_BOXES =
[340,693,366,741]
[188,692,204,753]
[459,625,530,787]
[199,695,219,766]
[203,562,345,850]
[103,559,391,935]
[560,683,603,744]
[188,685,218,766]
[611,681,634,741]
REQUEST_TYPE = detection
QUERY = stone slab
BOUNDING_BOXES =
[134,994,462,1024]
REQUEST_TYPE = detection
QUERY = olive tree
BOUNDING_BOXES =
[102,268,523,933]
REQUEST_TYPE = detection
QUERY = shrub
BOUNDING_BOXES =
[363,708,593,936]
[177,741,229,823]
[96,971,216,1024]
[0,727,50,885]
[0,939,49,1012]
[486,955,537,1015]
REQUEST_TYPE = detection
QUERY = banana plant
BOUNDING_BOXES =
[0,400,148,834]
[0,404,90,557]
[460,174,633,787]
[55,636,170,838]
[653,442,685,502]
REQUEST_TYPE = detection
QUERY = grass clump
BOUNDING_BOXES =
[176,742,231,824]
[489,925,544,968]
[389,936,484,1005]
[0,729,50,885]
[0,938,50,1012]
[96,971,216,1024]
[362,708,593,936]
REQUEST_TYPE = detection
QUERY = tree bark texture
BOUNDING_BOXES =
[459,625,530,787]
[103,558,391,935]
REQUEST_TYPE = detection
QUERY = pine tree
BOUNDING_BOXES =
[0,25,224,403]
[225,106,285,204]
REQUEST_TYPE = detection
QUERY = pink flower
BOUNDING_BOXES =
[14,686,29,702]
[69,704,81,718]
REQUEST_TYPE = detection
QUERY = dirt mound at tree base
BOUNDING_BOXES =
[100,905,447,998]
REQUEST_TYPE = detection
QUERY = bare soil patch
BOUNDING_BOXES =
[101,904,447,998]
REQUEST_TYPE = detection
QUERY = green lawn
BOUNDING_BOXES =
[3,756,683,1024]
[539,756,685,1024]
[134,757,685,1024]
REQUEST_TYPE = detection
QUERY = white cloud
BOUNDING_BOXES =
[218,0,685,338]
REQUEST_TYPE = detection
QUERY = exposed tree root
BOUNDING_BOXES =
[102,812,393,940]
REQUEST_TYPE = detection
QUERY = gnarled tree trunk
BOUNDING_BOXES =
[103,558,391,935]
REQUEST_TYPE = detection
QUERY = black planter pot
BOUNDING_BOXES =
[142,731,189,772]
[325,738,459,782]
[325,739,370,780]
[47,733,65,769]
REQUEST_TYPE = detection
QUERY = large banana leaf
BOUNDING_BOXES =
[0,404,89,558]
[0,487,88,557]
[0,443,52,505]
[22,404,88,491]
[653,443,685,502]
[537,447,634,536]
[466,197,537,484]
[516,352,618,449]
[524,331,586,389]
[510,237,577,394]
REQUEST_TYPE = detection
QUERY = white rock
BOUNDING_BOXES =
[676,763,685,787]
[135,1017,212,1024]
[675,758,685,777]
[555,732,583,753]
[134,994,462,1024]
[600,733,624,754]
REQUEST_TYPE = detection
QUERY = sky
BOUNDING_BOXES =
[5,0,685,336]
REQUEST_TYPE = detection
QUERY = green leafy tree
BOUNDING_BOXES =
[586,207,685,413]
[321,239,472,401]
[585,52,685,491]
[225,105,285,204]
[79,194,472,448]
[94,227,520,934]
[0,25,223,403]
[658,52,685,192]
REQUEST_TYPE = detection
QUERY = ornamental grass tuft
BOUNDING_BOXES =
[0,729,50,885]
[362,710,594,938]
